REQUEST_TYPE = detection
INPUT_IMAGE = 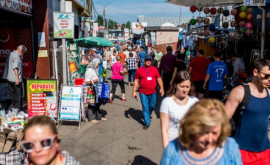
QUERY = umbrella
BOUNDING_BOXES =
[74,37,114,47]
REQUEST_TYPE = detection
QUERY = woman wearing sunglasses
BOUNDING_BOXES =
[21,116,81,165]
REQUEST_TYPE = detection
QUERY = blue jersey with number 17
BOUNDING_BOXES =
[207,61,228,91]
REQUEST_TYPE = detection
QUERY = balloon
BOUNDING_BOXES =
[190,6,197,13]
[190,18,196,25]
[218,8,224,14]
[245,29,253,35]
[239,11,247,18]
[247,14,253,20]
[196,17,203,23]
[241,6,248,12]
[223,22,229,29]
[210,8,217,14]
[231,8,237,15]
[197,6,203,12]
[209,24,216,31]
[204,8,210,14]
[240,27,246,33]
[247,8,253,14]
[223,10,230,17]
[230,21,237,27]
[203,18,210,24]
[239,21,245,27]
[245,22,253,29]
[209,37,216,43]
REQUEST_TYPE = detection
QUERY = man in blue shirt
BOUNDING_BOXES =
[203,52,228,100]
[138,47,147,67]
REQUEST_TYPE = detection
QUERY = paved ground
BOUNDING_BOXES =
[58,71,164,165]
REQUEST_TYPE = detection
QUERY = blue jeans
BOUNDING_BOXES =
[139,93,156,126]
[128,69,136,83]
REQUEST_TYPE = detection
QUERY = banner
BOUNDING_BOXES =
[60,86,82,120]
[124,28,129,40]
[244,0,266,6]
[0,0,33,14]
[53,12,74,39]
[27,80,57,118]
[132,22,147,34]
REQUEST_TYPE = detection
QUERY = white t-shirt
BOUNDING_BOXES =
[111,55,117,65]
[160,96,198,141]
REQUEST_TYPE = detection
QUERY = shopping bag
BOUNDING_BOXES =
[101,82,110,100]
[87,85,96,105]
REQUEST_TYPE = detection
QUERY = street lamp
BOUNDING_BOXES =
[103,2,111,33]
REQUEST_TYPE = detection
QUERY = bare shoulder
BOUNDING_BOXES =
[228,85,245,102]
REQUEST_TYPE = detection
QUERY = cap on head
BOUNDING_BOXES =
[144,55,152,61]
[92,48,97,52]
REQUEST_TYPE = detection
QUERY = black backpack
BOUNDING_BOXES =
[230,84,251,137]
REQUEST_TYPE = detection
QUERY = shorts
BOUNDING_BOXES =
[193,81,206,94]
[240,149,270,165]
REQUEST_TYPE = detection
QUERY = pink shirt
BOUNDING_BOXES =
[111,62,123,80]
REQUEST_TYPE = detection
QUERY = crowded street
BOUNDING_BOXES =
[1,0,270,165]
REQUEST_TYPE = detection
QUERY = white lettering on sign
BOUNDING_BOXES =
[0,49,10,55]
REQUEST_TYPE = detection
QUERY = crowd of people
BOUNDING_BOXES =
[2,43,270,164]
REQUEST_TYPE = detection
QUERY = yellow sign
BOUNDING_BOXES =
[38,50,48,57]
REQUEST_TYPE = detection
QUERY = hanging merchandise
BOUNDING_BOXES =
[204,30,210,36]
[203,18,210,24]
[247,14,253,20]
[209,24,216,31]
[245,29,253,35]
[241,6,248,12]
[190,18,197,25]
[218,8,224,14]
[197,6,203,12]
[230,21,237,27]
[209,37,216,43]
[247,8,253,14]
[223,10,230,17]
[231,8,237,15]
[240,27,246,33]
[190,6,197,13]
[239,11,247,19]
[197,29,204,36]
[210,8,217,15]
[222,22,229,29]
[197,17,203,23]
[204,8,210,14]
[245,22,253,29]
[239,21,246,27]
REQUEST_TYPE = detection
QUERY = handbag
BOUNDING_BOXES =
[101,81,110,100]
[86,85,96,105]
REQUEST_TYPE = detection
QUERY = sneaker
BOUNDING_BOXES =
[121,99,127,101]
[143,125,149,130]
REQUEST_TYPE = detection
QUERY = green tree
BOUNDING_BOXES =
[121,24,126,30]
[96,15,104,26]
[126,21,131,29]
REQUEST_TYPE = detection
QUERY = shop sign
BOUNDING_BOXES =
[124,28,129,40]
[244,0,266,6]
[60,86,82,121]
[27,80,58,118]
[53,12,74,39]
[0,0,32,14]
[132,22,147,34]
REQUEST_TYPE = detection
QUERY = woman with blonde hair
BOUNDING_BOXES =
[161,99,242,165]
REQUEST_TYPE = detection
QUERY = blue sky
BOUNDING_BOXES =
[92,0,192,24]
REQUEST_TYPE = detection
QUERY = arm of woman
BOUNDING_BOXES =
[160,112,170,149]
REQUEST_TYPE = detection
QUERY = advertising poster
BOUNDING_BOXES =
[53,12,74,39]
[132,22,147,34]
[60,86,82,121]
[67,42,80,85]
[27,80,57,118]
[244,0,266,6]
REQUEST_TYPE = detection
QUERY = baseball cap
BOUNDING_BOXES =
[92,48,97,52]
[145,55,152,61]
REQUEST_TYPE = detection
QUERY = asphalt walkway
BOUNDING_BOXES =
[58,70,164,165]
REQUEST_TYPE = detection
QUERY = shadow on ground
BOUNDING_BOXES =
[125,108,144,126]
[131,155,158,165]
[154,85,164,119]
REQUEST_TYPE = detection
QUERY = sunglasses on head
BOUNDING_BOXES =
[21,136,57,153]
[259,71,270,79]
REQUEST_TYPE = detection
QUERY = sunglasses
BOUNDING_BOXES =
[259,71,270,79]
[21,136,57,153]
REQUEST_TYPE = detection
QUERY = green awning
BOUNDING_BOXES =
[74,37,114,47]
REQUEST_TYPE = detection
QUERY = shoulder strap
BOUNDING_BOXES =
[240,84,251,111]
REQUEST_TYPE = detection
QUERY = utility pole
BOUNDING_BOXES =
[103,2,111,38]
[60,0,67,85]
